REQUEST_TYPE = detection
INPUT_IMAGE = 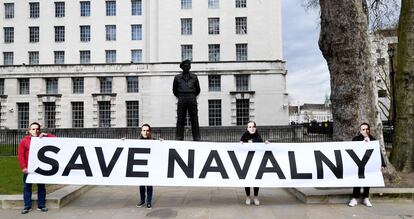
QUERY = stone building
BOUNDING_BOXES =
[0,0,288,129]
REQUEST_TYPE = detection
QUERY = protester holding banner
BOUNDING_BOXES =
[136,124,154,209]
[348,122,386,207]
[17,122,55,214]
[240,121,267,206]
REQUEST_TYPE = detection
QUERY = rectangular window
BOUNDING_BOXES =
[3,52,13,65]
[29,26,39,43]
[55,2,65,17]
[4,27,14,43]
[19,78,30,95]
[131,0,142,15]
[44,102,56,128]
[236,17,247,34]
[181,0,192,9]
[17,103,29,129]
[127,76,139,93]
[236,74,249,91]
[236,43,248,61]
[99,77,112,93]
[72,77,84,94]
[181,45,193,61]
[28,51,39,65]
[80,25,91,42]
[54,51,65,64]
[105,50,116,63]
[181,18,192,35]
[208,18,220,35]
[131,49,142,63]
[236,99,249,125]
[46,78,58,94]
[30,2,40,18]
[106,1,116,16]
[72,102,84,128]
[0,79,4,95]
[54,26,65,42]
[126,101,139,127]
[208,99,222,126]
[4,3,14,19]
[131,24,142,40]
[80,1,91,16]
[208,75,221,91]
[80,50,90,64]
[106,25,116,41]
[208,44,220,62]
[235,0,246,8]
[98,101,111,127]
[208,0,219,9]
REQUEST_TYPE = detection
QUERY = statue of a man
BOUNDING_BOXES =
[173,60,201,141]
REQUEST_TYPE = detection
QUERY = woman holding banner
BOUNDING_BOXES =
[348,122,386,207]
[240,121,268,206]
[136,124,154,209]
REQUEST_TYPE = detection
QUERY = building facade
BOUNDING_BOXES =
[0,0,288,129]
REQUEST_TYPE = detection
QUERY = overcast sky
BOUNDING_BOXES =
[282,0,331,104]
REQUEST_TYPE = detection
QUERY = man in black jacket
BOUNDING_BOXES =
[173,60,201,141]
[348,122,386,207]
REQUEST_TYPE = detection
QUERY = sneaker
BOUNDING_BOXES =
[245,197,251,205]
[37,207,48,212]
[21,208,32,214]
[363,198,372,207]
[348,198,358,207]
[253,197,260,206]
[146,203,152,209]
[136,201,145,208]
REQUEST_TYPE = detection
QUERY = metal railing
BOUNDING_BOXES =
[0,124,393,156]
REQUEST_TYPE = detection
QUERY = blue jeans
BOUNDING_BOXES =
[23,174,46,209]
[139,186,153,204]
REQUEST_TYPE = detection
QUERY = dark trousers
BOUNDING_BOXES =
[23,174,46,209]
[139,186,153,204]
[245,187,259,196]
[352,187,370,198]
[176,96,200,141]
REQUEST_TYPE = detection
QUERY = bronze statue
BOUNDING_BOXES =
[173,60,201,141]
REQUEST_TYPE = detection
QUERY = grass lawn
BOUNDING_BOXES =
[0,156,23,194]
[0,156,64,195]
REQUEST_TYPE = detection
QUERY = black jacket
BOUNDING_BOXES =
[173,73,200,97]
[352,134,386,167]
[240,131,264,143]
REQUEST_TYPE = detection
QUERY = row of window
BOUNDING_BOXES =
[181,17,247,35]
[3,0,247,20]
[11,98,249,129]
[2,43,247,65]
[3,16,247,44]
[3,1,142,19]
[2,49,142,65]
[0,74,250,96]
[181,0,247,9]
[3,24,142,43]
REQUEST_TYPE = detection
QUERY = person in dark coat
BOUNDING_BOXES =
[348,122,386,207]
[240,121,267,206]
[136,124,154,209]
[173,59,201,141]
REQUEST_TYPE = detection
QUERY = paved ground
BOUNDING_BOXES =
[0,186,413,219]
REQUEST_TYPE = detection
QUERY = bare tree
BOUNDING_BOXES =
[390,0,414,172]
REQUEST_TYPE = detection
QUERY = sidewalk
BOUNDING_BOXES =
[0,186,413,219]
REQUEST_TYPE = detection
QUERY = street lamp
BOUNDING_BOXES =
[387,46,396,127]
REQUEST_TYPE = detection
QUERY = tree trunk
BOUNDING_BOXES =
[318,0,382,141]
[390,0,414,172]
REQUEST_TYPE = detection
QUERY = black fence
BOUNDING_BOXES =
[0,124,393,156]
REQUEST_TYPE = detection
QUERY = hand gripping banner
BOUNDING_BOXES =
[27,137,385,187]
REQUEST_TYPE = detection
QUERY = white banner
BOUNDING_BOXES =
[27,137,384,187]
